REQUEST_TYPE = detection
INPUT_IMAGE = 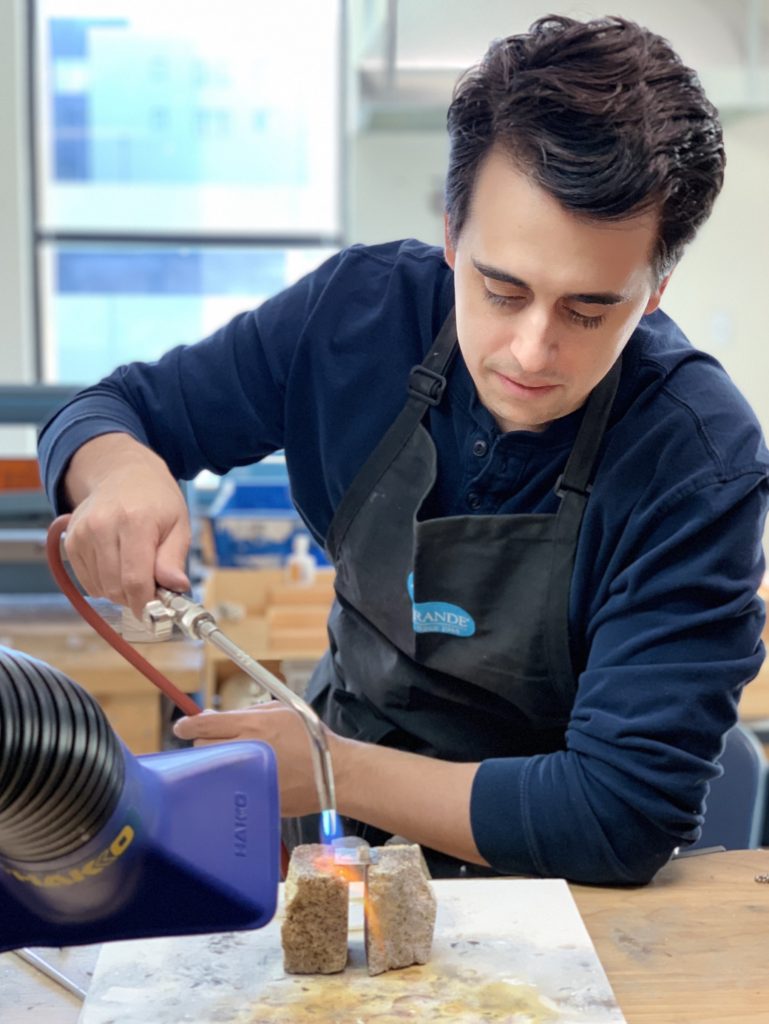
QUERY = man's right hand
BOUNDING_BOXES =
[62,433,192,619]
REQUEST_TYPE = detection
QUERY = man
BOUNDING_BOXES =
[39,16,769,884]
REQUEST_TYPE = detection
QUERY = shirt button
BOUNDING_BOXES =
[472,439,488,457]
[467,492,481,510]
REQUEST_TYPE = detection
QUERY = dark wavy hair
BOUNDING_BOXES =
[445,15,725,282]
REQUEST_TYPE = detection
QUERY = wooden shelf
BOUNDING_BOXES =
[0,595,203,754]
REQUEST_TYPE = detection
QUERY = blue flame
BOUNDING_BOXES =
[320,809,343,845]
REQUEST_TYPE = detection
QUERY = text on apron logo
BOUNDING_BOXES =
[407,573,476,637]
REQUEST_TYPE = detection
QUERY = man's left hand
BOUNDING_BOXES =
[173,703,334,816]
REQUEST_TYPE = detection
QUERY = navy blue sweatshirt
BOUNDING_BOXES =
[39,240,769,884]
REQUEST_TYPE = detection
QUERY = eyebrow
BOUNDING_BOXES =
[471,258,628,306]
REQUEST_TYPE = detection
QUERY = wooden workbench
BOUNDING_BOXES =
[2,849,767,1024]
[571,849,769,1023]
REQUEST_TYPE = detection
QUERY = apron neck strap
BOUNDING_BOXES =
[325,309,458,559]
[554,356,623,500]
[406,307,621,500]
[406,308,458,410]
[544,357,622,695]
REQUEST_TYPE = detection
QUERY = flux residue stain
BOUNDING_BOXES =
[242,963,561,1023]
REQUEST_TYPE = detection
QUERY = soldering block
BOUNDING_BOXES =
[281,844,349,974]
[364,844,437,976]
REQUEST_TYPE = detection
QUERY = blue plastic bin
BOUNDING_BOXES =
[206,477,329,568]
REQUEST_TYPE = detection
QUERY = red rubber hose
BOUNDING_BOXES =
[46,515,201,717]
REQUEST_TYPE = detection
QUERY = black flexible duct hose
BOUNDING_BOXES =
[0,646,125,864]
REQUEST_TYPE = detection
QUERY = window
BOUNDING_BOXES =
[40,243,335,381]
[32,0,343,380]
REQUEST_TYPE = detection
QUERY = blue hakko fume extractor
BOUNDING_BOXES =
[0,645,280,952]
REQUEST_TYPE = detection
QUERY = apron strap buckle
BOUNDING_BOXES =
[554,473,592,499]
[408,365,446,406]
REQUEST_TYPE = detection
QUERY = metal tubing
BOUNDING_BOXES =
[154,588,337,821]
[13,948,87,1001]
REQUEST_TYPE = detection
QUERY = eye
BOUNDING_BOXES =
[483,288,524,309]
[566,308,605,330]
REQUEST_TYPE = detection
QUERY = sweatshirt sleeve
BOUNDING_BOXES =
[38,251,346,512]
[470,468,769,884]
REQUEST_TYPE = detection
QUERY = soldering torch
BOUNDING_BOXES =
[150,586,339,843]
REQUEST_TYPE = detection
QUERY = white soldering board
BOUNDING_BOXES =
[79,878,626,1023]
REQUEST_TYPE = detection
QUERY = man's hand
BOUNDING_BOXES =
[62,433,191,618]
[174,703,328,817]
[173,703,487,865]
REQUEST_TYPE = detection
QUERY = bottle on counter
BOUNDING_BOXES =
[285,532,317,585]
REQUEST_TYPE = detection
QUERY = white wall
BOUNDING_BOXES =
[662,112,769,432]
[348,130,448,247]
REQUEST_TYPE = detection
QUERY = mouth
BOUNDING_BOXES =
[493,371,560,398]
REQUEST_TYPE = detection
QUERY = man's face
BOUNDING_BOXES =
[444,148,669,433]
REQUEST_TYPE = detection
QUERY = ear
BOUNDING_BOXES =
[643,271,673,316]
[443,214,457,270]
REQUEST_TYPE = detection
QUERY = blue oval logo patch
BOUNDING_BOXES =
[407,573,476,638]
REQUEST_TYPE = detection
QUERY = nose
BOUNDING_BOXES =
[508,308,556,375]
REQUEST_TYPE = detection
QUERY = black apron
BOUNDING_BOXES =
[286,310,621,875]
